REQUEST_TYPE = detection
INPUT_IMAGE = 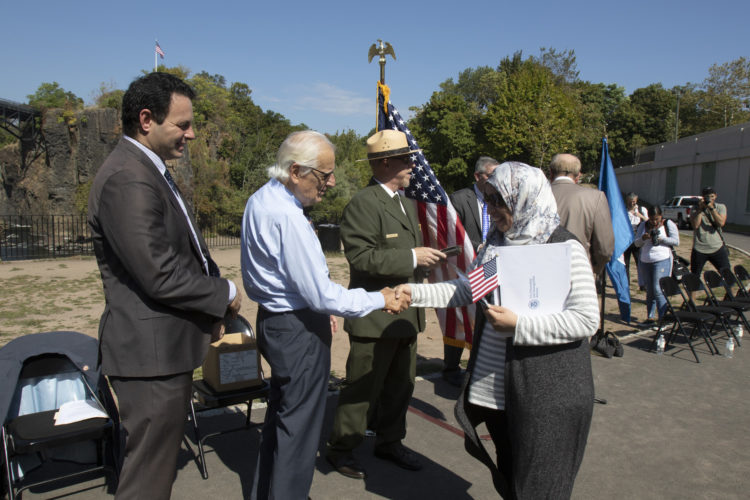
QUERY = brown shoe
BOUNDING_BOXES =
[326,453,366,479]
[374,444,422,471]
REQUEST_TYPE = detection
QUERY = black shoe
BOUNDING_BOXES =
[374,444,422,471]
[326,453,366,479]
[441,368,463,388]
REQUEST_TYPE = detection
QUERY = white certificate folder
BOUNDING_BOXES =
[496,242,571,316]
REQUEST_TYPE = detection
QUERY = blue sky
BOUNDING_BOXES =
[3,0,748,137]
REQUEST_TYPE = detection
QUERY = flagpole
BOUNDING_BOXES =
[154,40,157,72]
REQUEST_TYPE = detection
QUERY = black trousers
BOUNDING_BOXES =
[109,372,193,500]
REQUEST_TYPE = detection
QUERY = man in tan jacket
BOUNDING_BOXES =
[549,153,614,275]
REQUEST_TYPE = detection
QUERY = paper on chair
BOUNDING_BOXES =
[496,242,571,316]
[54,399,108,425]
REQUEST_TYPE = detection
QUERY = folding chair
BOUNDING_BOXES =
[650,276,718,362]
[186,315,269,479]
[702,270,749,346]
[680,273,737,348]
[0,332,119,499]
[734,265,750,294]
[721,268,750,301]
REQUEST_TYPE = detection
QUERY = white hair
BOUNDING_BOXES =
[475,156,499,174]
[267,130,335,181]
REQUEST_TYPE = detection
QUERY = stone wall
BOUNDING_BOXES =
[0,108,194,214]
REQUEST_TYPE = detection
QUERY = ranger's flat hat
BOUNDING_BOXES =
[358,129,421,162]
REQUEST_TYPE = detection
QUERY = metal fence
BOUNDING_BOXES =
[0,214,243,261]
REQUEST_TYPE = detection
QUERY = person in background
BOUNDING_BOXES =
[549,153,614,276]
[241,130,407,500]
[624,192,648,290]
[444,156,500,386]
[634,205,679,325]
[689,186,729,277]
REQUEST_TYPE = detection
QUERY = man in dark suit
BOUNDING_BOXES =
[88,72,241,500]
[326,130,444,479]
[444,156,499,385]
[549,153,614,275]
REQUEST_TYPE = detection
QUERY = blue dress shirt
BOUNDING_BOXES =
[241,178,385,315]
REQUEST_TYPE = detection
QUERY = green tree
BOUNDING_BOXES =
[485,56,578,168]
[27,82,84,125]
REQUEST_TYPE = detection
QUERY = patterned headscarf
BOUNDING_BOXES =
[486,161,560,246]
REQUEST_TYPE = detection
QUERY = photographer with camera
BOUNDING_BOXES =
[634,206,679,325]
[689,186,729,277]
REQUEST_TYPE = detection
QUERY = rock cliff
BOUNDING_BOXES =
[0,108,194,214]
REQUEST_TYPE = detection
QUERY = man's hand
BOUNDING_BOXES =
[227,285,242,318]
[414,247,446,267]
[394,284,411,303]
[381,287,410,314]
[330,315,338,334]
[482,305,518,333]
[210,320,225,343]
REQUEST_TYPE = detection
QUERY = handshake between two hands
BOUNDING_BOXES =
[381,284,412,314]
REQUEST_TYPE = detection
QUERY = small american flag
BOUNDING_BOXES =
[376,82,476,347]
[155,42,165,59]
[468,258,498,303]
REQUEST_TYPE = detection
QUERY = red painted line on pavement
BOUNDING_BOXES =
[407,405,491,441]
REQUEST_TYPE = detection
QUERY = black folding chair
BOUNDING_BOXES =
[680,273,738,347]
[650,276,718,362]
[734,264,750,294]
[2,351,119,499]
[721,268,750,301]
[702,270,749,346]
[186,315,269,479]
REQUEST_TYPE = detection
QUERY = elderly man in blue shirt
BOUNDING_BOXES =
[241,130,405,500]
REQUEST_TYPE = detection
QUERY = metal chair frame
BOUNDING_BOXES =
[680,273,739,349]
[2,354,118,499]
[734,264,750,295]
[651,276,718,362]
[703,270,750,345]
[184,314,269,479]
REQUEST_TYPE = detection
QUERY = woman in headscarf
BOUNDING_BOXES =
[397,162,599,499]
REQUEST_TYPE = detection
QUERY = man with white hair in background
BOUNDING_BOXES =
[549,153,614,276]
[241,130,406,500]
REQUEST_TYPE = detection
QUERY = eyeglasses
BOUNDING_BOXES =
[484,192,507,208]
[299,164,335,184]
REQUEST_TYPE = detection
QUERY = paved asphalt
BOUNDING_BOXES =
[18,326,750,499]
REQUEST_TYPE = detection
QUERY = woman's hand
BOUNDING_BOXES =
[483,305,518,332]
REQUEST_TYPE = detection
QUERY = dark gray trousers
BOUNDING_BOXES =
[109,372,193,500]
[251,308,331,500]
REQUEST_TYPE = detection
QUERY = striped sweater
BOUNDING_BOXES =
[411,239,599,409]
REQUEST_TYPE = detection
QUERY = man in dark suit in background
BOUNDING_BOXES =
[326,130,445,479]
[444,156,499,386]
[88,72,241,500]
[549,153,614,276]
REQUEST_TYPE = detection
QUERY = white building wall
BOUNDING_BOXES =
[614,122,750,226]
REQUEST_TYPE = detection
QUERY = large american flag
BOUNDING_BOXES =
[377,82,477,347]
[155,41,165,59]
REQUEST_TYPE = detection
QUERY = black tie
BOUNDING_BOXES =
[163,169,178,193]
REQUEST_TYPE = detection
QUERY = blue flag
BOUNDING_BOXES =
[598,138,634,322]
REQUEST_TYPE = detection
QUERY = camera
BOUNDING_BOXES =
[703,194,712,205]
[650,229,660,246]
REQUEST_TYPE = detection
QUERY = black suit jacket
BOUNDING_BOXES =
[450,186,482,252]
[88,138,229,377]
